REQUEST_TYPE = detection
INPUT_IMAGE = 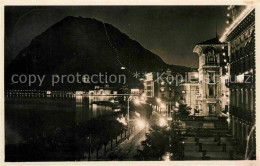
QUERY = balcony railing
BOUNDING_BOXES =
[203,62,219,67]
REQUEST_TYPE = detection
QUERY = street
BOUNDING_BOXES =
[100,110,163,160]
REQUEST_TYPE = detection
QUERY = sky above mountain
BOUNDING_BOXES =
[5,6,228,68]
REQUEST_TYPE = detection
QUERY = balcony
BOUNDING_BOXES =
[203,62,220,68]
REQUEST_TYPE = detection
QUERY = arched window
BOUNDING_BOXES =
[205,47,217,64]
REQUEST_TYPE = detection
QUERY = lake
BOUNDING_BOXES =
[5,95,116,145]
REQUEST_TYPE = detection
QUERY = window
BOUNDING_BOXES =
[208,104,214,114]
[208,55,214,62]
[208,85,215,97]
[209,72,215,83]
[207,50,215,63]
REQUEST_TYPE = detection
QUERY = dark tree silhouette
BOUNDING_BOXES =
[136,125,169,160]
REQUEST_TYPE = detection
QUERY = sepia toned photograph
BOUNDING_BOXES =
[3,5,256,162]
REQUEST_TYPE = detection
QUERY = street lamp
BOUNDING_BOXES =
[134,98,140,105]
[136,119,146,130]
[159,117,167,127]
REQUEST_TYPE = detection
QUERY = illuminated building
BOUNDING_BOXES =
[143,69,175,100]
[143,72,155,98]
[155,69,175,100]
[179,72,200,115]
[193,36,229,116]
[221,6,255,157]
[130,88,141,95]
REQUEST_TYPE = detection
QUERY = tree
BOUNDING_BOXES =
[169,121,183,159]
[175,104,191,118]
[136,125,169,160]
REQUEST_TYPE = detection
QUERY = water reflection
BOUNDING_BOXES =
[5,95,118,145]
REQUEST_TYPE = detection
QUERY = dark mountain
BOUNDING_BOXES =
[5,16,193,90]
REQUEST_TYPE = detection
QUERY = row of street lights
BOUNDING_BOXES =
[127,96,179,130]
[127,93,147,134]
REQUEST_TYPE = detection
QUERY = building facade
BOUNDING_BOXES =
[143,72,155,98]
[179,72,200,115]
[193,37,229,116]
[221,6,255,157]
[143,69,176,101]
[155,69,175,100]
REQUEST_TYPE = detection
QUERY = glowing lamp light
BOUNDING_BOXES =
[227,117,230,124]
[156,98,161,103]
[159,117,167,127]
[160,104,166,109]
[163,152,170,161]
[220,6,254,42]
[134,99,140,105]
[237,74,244,83]
[227,13,230,17]
[226,20,230,24]
[136,119,146,130]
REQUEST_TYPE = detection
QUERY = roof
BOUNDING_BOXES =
[197,36,224,45]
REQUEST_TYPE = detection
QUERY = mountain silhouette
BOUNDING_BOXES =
[5,16,193,90]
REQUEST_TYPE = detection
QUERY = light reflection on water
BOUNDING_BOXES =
[5,95,117,145]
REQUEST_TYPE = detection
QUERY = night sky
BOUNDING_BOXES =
[5,6,228,68]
